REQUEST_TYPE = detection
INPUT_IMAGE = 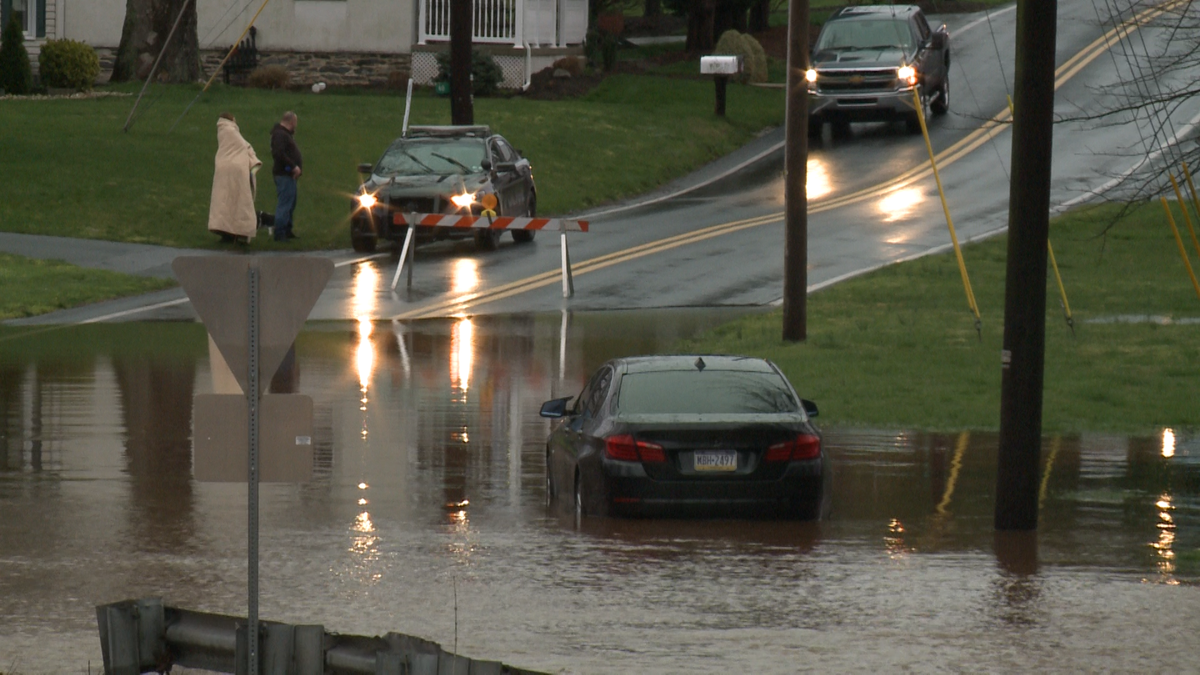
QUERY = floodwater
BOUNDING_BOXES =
[1,307,1197,674]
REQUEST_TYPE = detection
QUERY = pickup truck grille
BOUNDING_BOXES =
[816,69,900,93]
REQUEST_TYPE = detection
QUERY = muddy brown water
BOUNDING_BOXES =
[1,309,1196,674]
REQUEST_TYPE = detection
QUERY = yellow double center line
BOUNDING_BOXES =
[390,1,1173,321]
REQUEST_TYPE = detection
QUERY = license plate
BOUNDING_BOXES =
[694,450,737,472]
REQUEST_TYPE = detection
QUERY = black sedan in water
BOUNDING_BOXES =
[541,355,827,519]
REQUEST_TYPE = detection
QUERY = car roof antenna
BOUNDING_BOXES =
[694,357,706,372]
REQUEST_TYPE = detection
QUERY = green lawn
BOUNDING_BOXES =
[0,77,783,251]
[679,202,1200,434]
[0,252,175,320]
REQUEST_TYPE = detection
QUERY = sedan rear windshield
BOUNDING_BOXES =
[616,370,799,415]
[376,138,487,176]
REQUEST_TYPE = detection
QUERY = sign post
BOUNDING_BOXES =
[172,255,333,675]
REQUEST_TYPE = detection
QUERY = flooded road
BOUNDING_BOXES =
[1,310,1197,674]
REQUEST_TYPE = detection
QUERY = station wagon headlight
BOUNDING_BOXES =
[451,192,477,209]
[897,65,917,86]
[357,192,377,209]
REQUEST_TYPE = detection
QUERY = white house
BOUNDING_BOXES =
[5,0,588,88]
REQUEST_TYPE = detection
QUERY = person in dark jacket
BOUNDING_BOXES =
[270,111,303,241]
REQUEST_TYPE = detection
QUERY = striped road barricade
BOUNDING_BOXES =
[389,212,590,297]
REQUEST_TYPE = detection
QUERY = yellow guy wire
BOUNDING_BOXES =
[913,87,981,338]
[935,431,969,516]
[1158,196,1200,301]
[1177,162,1200,259]
[1009,95,1074,334]
[1038,435,1061,510]
[1047,241,1074,335]
[202,0,273,93]
[1167,173,1200,258]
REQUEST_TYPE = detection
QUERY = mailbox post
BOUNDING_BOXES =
[700,55,743,116]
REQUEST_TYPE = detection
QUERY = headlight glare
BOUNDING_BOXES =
[805,69,817,84]
[357,193,377,209]
[897,65,916,85]
[451,192,477,209]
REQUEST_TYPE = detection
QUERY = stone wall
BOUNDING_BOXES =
[200,50,412,88]
[91,47,411,88]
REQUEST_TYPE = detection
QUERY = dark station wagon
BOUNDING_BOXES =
[541,355,829,520]
[350,125,537,252]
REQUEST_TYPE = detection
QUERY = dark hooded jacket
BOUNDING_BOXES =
[270,122,303,177]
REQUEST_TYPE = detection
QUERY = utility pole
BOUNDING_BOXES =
[996,0,1057,531]
[450,0,473,125]
[782,0,809,342]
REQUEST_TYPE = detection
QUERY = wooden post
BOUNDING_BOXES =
[450,0,474,125]
[714,75,728,116]
[996,0,1057,531]
[782,0,809,342]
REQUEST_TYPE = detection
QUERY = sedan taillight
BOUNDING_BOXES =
[765,434,821,462]
[605,434,666,463]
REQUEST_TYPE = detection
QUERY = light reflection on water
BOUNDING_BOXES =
[0,310,1197,674]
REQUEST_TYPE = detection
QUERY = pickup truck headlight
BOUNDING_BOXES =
[357,193,378,209]
[897,65,917,86]
[805,69,817,84]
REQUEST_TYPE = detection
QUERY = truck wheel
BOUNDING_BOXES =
[474,228,501,251]
[931,78,950,115]
[352,235,377,253]
[513,197,536,243]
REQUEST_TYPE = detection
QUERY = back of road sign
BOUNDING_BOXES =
[172,256,333,396]
[193,394,315,482]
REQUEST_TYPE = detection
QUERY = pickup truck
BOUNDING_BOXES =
[806,5,950,136]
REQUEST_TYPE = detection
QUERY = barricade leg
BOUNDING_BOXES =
[391,225,417,291]
[560,231,574,298]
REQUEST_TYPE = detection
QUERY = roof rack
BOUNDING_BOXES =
[404,125,492,139]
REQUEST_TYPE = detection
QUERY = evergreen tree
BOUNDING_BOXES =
[0,13,33,95]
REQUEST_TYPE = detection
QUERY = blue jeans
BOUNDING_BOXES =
[273,175,297,240]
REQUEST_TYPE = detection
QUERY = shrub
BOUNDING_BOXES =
[713,29,765,84]
[551,56,584,77]
[743,33,768,84]
[0,13,32,95]
[247,64,290,89]
[38,39,100,91]
[434,49,503,96]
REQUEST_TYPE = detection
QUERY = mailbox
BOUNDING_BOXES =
[700,55,744,75]
[700,55,743,116]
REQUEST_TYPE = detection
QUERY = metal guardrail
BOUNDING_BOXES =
[96,598,549,675]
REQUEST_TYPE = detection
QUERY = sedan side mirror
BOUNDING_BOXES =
[495,161,518,173]
[801,399,819,418]
[357,163,374,175]
[540,397,574,419]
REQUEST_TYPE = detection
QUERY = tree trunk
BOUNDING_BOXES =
[686,0,716,52]
[112,0,199,84]
[748,0,770,33]
[713,0,735,41]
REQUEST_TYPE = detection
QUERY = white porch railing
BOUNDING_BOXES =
[418,0,587,47]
